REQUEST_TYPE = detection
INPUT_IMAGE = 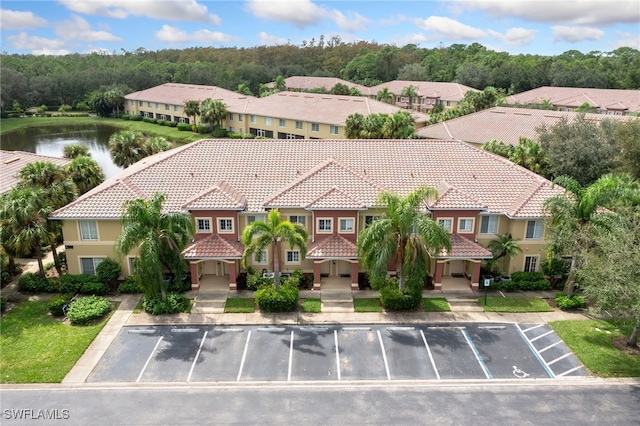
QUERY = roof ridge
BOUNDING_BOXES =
[304,186,366,209]
[508,180,547,217]
[182,180,246,210]
[51,178,137,218]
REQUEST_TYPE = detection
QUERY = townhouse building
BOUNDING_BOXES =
[51,139,563,292]
[267,76,374,96]
[368,80,479,112]
[1,150,71,195]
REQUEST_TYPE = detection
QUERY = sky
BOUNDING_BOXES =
[0,0,639,56]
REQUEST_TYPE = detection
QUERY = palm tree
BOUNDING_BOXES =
[235,84,253,96]
[381,110,416,139]
[115,193,194,299]
[274,75,286,92]
[345,113,365,139]
[199,98,228,134]
[63,144,90,159]
[400,85,418,110]
[508,138,550,178]
[241,209,308,291]
[487,233,522,273]
[145,136,172,155]
[544,174,638,296]
[357,187,451,291]
[376,87,394,104]
[109,130,147,168]
[183,99,200,126]
[0,186,53,277]
[66,156,105,195]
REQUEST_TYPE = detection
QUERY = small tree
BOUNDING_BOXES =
[58,104,72,115]
[96,258,121,284]
[487,233,522,274]
[63,144,90,159]
[184,99,200,127]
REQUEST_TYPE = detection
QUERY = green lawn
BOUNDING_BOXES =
[481,296,554,312]
[0,116,205,144]
[300,298,321,313]
[550,319,640,377]
[353,298,382,312]
[423,298,450,312]
[0,300,111,383]
[224,297,255,313]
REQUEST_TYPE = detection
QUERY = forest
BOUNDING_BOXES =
[1,39,639,112]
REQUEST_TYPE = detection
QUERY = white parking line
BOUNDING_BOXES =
[461,330,492,379]
[556,365,584,377]
[186,331,208,382]
[334,330,341,381]
[521,324,545,333]
[136,336,163,383]
[237,331,252,381]
[287,330,294,382]
[377,330,391,380]
[538,340,562,353]
[515,324,555,378]
[128,329,155,334]
[529,330,554,342]
[547,353,572,365]
[171,328,199,333]
[420,330,440,380]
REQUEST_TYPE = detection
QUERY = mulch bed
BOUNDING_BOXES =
[611,336,640,356]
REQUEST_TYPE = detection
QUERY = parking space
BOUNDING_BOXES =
[88,323,587,383]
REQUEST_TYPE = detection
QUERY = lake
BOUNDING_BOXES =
[1,123,123,179]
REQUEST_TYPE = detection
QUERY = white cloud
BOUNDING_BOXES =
[154,25,239,44]
[379,14,413,27]
[612,31,640,49]
[331,10,370,32]
[416,16,487,40]
[59,0,221,24]
[552,25,604,43]
[389,33,438,45]
[55,15,122,41]
[451,0,640,26]
[487,27,538,46]
[6,32,66,53]
[257,32,288,45]
[0,9,47,30]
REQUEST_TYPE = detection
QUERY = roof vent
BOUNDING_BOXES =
[3,157,20,164]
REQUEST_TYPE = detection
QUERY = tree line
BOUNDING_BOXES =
[2,41,638,113]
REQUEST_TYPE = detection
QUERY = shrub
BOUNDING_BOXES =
[67,295,111,325]
[177,123,191,131]
[121,114,131,120]
[509,272,552,291]
[157,120,166,126]
[228,132,243,139]
[168,279,191,293]
[117,276,144,293]
[95,258,121,283]
[48,293,74,317]
[255,282,299,312]
[55,252,67,272]
[379,281,422,311]
[168,121,178,127]
[143,117,158,124]
[555,293,586,311]
[245,269,273,291]
[212,128,228,138]
[131,115,143,121]
[57,274,102,293]
[142,293,189,315]
[18,273,56,292]
[196,125,209,134]
[80,281,109,296]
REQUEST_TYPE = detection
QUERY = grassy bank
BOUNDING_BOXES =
[0,116,206,144]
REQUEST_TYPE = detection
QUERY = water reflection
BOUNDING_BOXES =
[1,123,123,179]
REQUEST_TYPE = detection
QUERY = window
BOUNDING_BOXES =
[165,104,169,110]
[286,250,300,263]
[256,129,266,137]
[279,118,286,127]
[174,105,178,112]
[365,215,380,227]
[79,221,98,240]
[228,113,233,121]
[524,256,538,272]
[156,103,160,109]
[526,220,544,239]
[446,101,451,106]
[317,218,332,232]
[480,216,498,234]
[458,218,475,233]
[250,115,256,123]
[339,218,354,233]
[218,218,234,233]
[238,115,243,122]
[295,121,303,130]
[147,102,152,107]
[128,257,141,275]
[247,215,264,224]
[80,257,104,275]
[311,123,319,132]
[330,125,339,135]
[289,215,306,226]
[254,251,267,264]
[265,117,272,125]
[196,218,211,233]
[229,126,234,133]
[139,101,143,106]
[438,218,453,232]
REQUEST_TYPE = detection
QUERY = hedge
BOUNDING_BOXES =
[117,276,144,293]
[255,282,299,312]
[67,296,111,325]
[18,273,57,292]
[142,293,189,315]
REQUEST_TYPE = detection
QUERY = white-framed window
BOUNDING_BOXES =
[218,218,234,233]
[524,256,538,273]
[289,215,306,227]
[317,218,332,233]
[286,250,300,264]
[174,105,179,112]
[279,118,286,127]
[79,221,98,240]
[229,126,234,133]
[80,257,104,275]
[526,220,544,239]
[265,117,272,126]
[364,215,380,227]
[458,218,475,233]
[165,104,169,110]
[256,129,266,137]
[254,250,268,265]
[311,123,319,132]
[238,115,243,122]
[339,218,354,233]
[295,121,303,130]
[128,257,140,276]
[196,218,212,233]
[156,103,160,109]
[228,113,233,121]
[438,218,453,232]
[147,102,152,107]
[479,215,498,234]
[286,133,298,139]
[330,125,339,135]
[247,215,265,225]
[139,101,143,106]
[250,115,256,123]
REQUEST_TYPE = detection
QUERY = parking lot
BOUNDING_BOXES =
[87,323,587,383]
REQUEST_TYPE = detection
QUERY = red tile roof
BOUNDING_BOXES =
[432,180,487,210]
[182,234,243,259]
[183,181,246,210]
[307,235,357,258]
[124,83,256,108]
[268,76,374,96]
[51,139,564,220]
[504,87,640,114]
[369,81,478,101]
[1,150,71,195]
[440,234,493,259]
